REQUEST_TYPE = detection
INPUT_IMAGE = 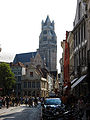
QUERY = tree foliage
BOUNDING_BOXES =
[0,62,16,95]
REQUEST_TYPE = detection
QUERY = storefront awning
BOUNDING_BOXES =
[63,78,78,90]
[71,78,78,84]
[71,75,87,89]
[63,85,68,90]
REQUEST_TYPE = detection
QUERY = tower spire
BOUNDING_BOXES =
[45,15,51,25]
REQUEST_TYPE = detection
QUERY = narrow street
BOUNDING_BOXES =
[0,104,41,120]
[0,103,87,120]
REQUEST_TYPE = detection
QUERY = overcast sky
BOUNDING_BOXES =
[0,0,77,72]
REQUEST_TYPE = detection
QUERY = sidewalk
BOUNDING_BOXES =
[0,104,27,116]
[0,107,15,115]
[0,105,22,116]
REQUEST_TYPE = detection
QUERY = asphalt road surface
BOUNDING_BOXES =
[0,104,87,120]
[0,105,41,120]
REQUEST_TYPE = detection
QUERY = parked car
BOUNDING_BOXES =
[41,98,65,120]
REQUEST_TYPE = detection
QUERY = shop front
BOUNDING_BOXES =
[71,75,88,97]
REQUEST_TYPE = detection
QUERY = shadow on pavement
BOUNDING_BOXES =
[0,105,41,120]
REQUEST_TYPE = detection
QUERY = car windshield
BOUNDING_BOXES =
[44,98,61,105]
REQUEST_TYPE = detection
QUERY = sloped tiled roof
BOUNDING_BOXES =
[36,66,49,78]
[13,52,37,64]
[16,62,25,67]
[10,62,25,67]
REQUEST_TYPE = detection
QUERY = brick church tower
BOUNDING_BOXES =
[38,16,57,73]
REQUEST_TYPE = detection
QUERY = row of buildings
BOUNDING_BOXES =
[0,16,58,97]
[60,0,90,97]
[10,53,54,97]
[0,0,90,98]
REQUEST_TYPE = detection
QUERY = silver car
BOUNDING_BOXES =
[41,98,65,120]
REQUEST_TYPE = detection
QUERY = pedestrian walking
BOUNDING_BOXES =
[28,97,33,107]
[20,97,23,104]
[85,95,90,120]
[12,97,15,107]
[2,96,5,107]
[15,97,19,106]
[67,94,76,108]
[77,96,85,119]
[5,96,9,109]
[0,96,2,109]
[61,94,67,105]
[25,97,28,106]
[34,97,38,107]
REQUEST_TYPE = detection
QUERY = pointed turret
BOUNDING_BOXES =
[42,20,44,30]
[45,15,51,25]
[51,20,54,30]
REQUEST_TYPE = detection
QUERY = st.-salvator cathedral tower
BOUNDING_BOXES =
[38,16,57,75]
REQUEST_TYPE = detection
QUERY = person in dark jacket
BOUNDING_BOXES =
[86,95,90,120]
[28,97,33,107]
[5,96,9,109]
[0,96,2,109]
[34,97,38,106]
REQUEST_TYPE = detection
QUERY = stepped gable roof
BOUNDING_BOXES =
[13,52,37,64]
[36,66,49,78]
[41,68,49,78]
